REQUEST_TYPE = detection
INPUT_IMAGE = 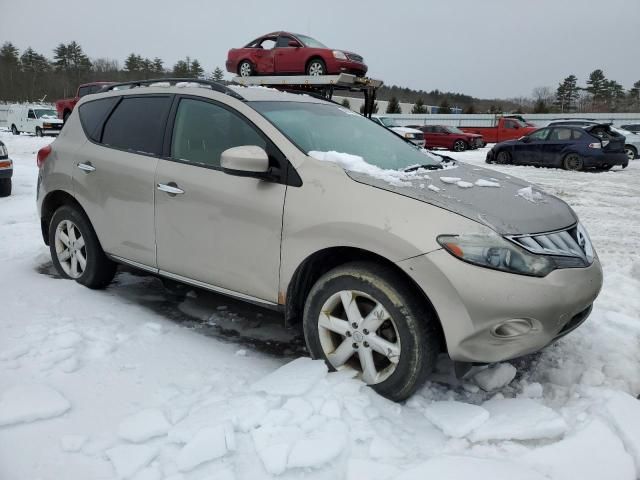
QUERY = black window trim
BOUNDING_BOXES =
[162,94,302,187]
[82,93,174,159]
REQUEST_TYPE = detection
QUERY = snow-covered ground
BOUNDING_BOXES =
[1,131,639,480]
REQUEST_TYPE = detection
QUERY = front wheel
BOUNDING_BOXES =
[452,140,467,152]
[238,61,253,77]
[0,178,11,197]
[563,153,583,171]
[303,262,440,401]
[306,58,327,76]
[11,124,19,135]
[49,205,117,289]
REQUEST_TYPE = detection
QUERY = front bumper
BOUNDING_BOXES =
[331,59,368,77]
[397,249,603,363]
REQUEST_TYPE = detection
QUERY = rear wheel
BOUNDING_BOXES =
[49,205,117,289]
[625,146,637,162]
[303,262,440,401]
[238,61,253,77]
[36,127,43,137]
[452,140,467,152]
[563,153,583,171]
[0,178,11,197]
[11,124,19,135]
[496,151,511,164]
[306,58,327,76]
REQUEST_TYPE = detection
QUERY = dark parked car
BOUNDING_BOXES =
[226,31,367,77]
[621,124,640,134]
[486,124,628,171]
[0,140,13,197]
[408,125,485,151]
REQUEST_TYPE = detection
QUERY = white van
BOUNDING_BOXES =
[7,105,63,137]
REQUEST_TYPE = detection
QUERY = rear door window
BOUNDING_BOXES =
[78,97,119,142]
[549,128,573,141]
[101,96,172,155]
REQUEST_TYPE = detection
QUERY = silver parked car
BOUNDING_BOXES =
[37,80,603,401]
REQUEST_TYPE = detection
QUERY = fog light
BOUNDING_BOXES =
[492,319,533,338]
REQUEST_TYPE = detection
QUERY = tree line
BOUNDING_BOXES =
[0,41,226,102]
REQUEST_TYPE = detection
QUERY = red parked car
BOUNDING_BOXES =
[55,82,114,122]
[408,125,485,151]
[226,31,368,77]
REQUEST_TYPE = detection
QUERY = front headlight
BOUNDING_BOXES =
[437,232,556,277]
[332,50,347,60]
[404,133,417,139]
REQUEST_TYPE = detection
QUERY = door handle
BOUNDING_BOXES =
[157,183,185,195]
[77,162,96,172]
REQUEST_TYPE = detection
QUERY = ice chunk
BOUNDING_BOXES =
[473,363,517,391]
[600,391,640,475]
[517,186,543,203]
[396,456,547,480]
[0,384,70,426]
[287,420,348,469]
[251,357,328,396]
[424,401,489,438]
[60,434,88,452]
[427,184,440,192]
[475,179,500,187]
[440,176,461,184]
[105,444,158,479]
[469,398,567,441]
[251,424,299,475]
[456,181,474,188]
[117,408,171,443]
[176,424,234,472]
[522,419,635,480]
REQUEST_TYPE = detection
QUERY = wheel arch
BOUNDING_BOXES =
[305,55,327,72]
[237,58,255,74]
[40,189,89,246]
[283,246,445,349]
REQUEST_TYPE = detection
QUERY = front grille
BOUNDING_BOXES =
[347,53,364,63]
[507,224,594,266]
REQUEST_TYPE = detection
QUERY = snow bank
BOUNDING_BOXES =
[599,391,640,475]
[0,384,70,426]
[250,357,327,396]
[469,398,567,441]
[424,401,489,438]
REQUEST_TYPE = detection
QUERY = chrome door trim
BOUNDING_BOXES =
[159,270,279,307]
[110,255,158,274]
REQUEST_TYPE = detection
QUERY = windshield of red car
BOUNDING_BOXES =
[250,101,441,170]
[294,34,327,49]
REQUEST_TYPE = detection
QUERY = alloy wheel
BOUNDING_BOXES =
[625,147,635,162]
[453,140,465,152]
[564,154,582,171]
[239,62,252,77]
[308,62,325,76]
[318,290,401,385]
[54,220,87,279]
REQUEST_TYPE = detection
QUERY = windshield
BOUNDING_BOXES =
[445,126,464,134]
[251,102,440,170]
[35,109,57,119]
[294,34,327,49]
[379,117,400,128]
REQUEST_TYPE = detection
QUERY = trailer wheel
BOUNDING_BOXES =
[306,58,327,76]
[238,61,253,77]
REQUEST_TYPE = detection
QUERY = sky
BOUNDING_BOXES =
[2,0,639,99]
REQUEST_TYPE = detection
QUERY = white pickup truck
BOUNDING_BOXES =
[7,105,63,137]
[371,115,425,147]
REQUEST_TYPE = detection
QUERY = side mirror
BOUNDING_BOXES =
[221,145,277,180]
[288,40,300,48]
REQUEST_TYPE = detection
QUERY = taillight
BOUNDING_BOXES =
[37,145,52,168]
[588,142,601,149]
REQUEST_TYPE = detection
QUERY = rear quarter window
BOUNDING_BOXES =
[78,97,119,142]
[101,96,172,156]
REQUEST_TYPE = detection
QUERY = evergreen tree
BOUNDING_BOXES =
[173,59,190,77]
[554,75,579,112]
[411,98,427,114]
[211,66,224,81]
[438,98,451,114]
[124,53,142,73]
[385,96,401,114]
[533,99,549,113]
[0,42,21,95]
[152,57,164,74]
[463,104,476,114]
[605,80,625,111]
[190,59,204,78]
[629,80,640,109]
[585,69,607,108]
[20,47,50,100]
[340,98,351,109]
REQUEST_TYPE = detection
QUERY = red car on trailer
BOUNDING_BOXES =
[226,31,368,77]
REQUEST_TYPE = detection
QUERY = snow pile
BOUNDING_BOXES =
[517,185,544,203]
[456,180,474,188]
[439,176,461,184]
[475,178,501,187]
[424,401,489,437]
[0,384,70,426]
[251,357,328,396]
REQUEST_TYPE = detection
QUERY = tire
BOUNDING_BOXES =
[0,178,11,197]
[302,261,440,401]
[36,127,43,137]
[563,153,583,171]
[625,146,637,162]
[452,140,467,152]
[306,58,327,76]
[11,124,19,135]
[49,205,117,289]
[496,151,511,164]
[238,61,253,77]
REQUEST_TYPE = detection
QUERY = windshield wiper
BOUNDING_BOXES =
[403,164,443,172]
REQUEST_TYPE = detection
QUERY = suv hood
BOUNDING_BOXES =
[391,126,422,134]
[347,161,577,235]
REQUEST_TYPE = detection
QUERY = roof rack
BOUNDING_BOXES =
[231,73,382,118]
[101,78,244,101]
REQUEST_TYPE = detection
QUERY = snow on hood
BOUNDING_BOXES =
[309,150,576,235]
[391,126,422,134]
